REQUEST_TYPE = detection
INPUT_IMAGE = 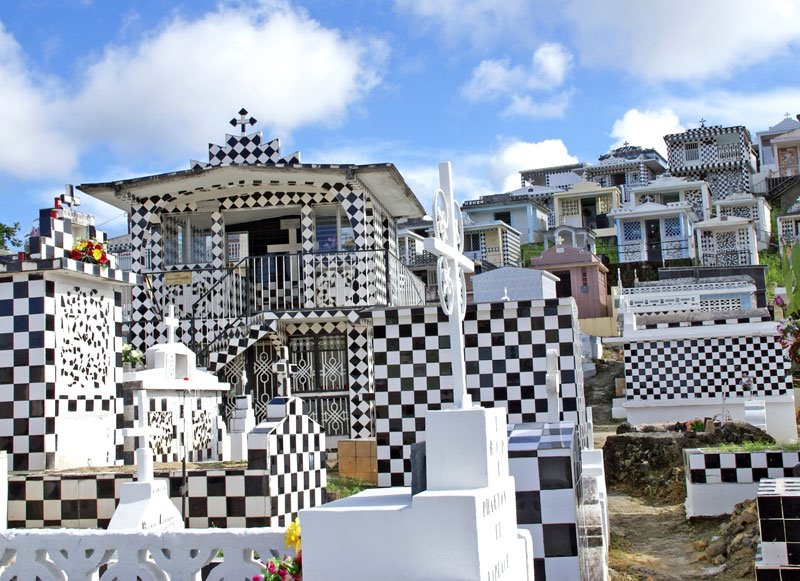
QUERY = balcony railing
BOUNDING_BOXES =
[701,249,752,267]
[600,239,693,264]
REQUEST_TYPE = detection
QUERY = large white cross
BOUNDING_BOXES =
[164,304,179,344]
[272,346,298,398]
[423,162,475,409]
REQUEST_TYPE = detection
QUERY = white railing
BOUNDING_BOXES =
[620,279,753,295]
[626,295,701,313]
[0,528,291,580]
[717,143,739,161]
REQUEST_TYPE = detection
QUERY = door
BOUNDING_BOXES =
[555,270,572,298]
[646,219,662,262]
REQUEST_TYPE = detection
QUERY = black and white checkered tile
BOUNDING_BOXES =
[7,467,324,529]
[8,397,325,529]
[664,125,753,201]
[624,335,791,401]
[686,450,800,484]
[756,478,800,578]
[1,279,126,470]
[371,298,587,488]
[509,421,582,580]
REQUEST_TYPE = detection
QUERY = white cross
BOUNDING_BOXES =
[122,388,160,482]
[271,346,298,398]
[164,304,179,344]
[423,162,475,409]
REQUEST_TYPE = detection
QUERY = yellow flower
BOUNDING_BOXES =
[92,248,103,260]
[285,518,301,552]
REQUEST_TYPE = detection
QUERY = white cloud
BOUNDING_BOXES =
[0,4,387,179]
[394,0,538,50]
[486,138,578,192]
[661,88,800,133]
[503,91,573,119]
[461,43,573,118]
[462,43,573,102]
[564,0,800,81]
[64,4,387,157]
[0,24,77,179]
[609,108,685,157]
[404,137,578,208]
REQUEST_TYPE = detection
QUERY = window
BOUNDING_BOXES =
[289,335,348,392]
[494,211,511,225]
[464,232,481,252]
[684,142,700,162]
[314,204,354,252]
[662,192,680,205]
[163,213,213,265]
[623,221,642,241]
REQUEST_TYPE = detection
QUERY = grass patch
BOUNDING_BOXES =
[326,474,374,499]
[521,242,544,264]
[760,247,781,302]
[703,440,800,453]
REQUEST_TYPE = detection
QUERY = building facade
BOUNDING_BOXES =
[78,115,428,446]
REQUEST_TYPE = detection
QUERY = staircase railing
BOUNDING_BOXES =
[179,249,425,366]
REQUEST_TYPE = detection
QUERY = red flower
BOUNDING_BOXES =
[70,249,82,260]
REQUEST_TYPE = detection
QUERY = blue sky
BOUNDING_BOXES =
[1,0,799,245]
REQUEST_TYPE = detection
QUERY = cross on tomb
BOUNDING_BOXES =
[423,162,476,409]
[230,108,257,135]
[164,304,179,344]
[272,346,298,398]
[699,117,706,127]
[60,184,81,208]
[122,388,161,483]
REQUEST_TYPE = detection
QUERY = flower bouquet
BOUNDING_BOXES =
[70,238,109,267]
[255,518,302,581]
[122,344,145,370]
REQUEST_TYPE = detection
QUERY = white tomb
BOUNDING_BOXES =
[123,306,231,463]
[301,163,534,580]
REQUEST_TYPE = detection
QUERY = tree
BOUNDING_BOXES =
[0,222,21,250]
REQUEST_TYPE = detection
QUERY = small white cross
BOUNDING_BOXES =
[164,305,179,344]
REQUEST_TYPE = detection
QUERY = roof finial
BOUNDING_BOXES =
[699,117,706,128]
[230,108,257,136]
[786,112,791,119]
[622,140,629,147]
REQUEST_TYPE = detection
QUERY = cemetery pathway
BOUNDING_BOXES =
[588,358,728,580]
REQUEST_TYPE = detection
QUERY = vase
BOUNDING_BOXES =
[123,362,133,373]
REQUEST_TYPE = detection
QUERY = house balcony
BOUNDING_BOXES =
[616,239,694,264]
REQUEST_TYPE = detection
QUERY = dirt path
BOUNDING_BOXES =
[587,358,727,581]
[607,492,725,580]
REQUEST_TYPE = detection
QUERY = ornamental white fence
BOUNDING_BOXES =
[0,528,292,580]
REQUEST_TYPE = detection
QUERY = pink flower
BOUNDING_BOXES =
[776,295,786,307]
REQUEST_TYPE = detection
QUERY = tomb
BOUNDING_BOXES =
[121,306,231,464]
[609,276,796,440]
[302,162,536,580]
[755,477,800,578]
[2,196,327,531]
[0,194,138,471]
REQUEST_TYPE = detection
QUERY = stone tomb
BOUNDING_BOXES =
[121,316,231,464]
[302,406,534,580]
[0,196,138,471]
